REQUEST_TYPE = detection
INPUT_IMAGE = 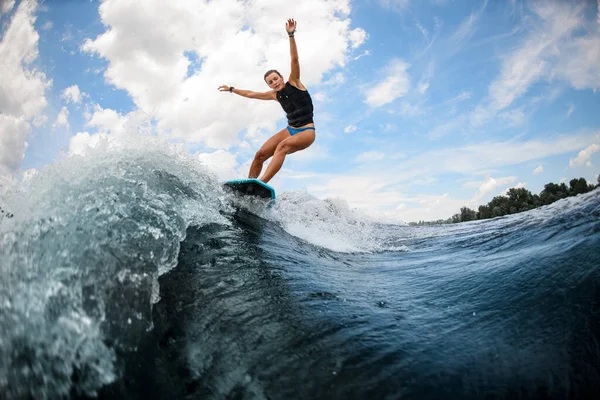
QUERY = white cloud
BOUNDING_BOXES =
[323,72,345,85]
[498,106,526,127]
[87,105,128,135]
[41,21,52,31]
[69,131,110,156]
[533,165,543,174]
[569,143,600,167]
[344,124,357,133]
[81,0,363,149]
[364,59,411,107]
[416,81,429,94]
[197,149,238,181]
[566,104,575,117]
[0,115,29,176]
[309,175,404,211]
[487,2,597,117]
[472,176,516,202]
[312,92,328,102]
[353,50,370,61]
[32,114,47,127]
[53,106,69,129]
[354,151,385,163]
[501,182,527,196]
[349,28,367,49]
[442,91,471,105]
[0,0,15,15]
[450,10,480,44]
[0,0,48,176]
[62,85,83,103]
[306,131,599,215]
[288,143,330,162]
[372,193,469,223]
[416,21,429,39]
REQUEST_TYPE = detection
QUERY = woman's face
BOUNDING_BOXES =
[265,72,284,91]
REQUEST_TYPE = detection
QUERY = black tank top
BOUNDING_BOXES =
[276,82,314,127]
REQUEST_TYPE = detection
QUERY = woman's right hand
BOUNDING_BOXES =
[218,85,230,92]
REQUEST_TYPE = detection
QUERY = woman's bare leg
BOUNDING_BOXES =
[259,129,315,183]
[248,128,290,178]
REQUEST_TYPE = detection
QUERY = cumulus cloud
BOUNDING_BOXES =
[87,104,128,135]
[569,143,599,167]
[349,28,367,49]
[0,115,29,176]
[62,85,83,103]
[0,0,49,176]
[81,0,364,149]
[501,182,527,196]
[53,106,69,129]
[532,165,543,174]
[197,149,238,181]
[364,59,411,107]
[472,176,516,202]
[69,131,110,156]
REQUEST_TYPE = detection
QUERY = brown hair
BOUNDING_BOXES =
[264,69,283,81]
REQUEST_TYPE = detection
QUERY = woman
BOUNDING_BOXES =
[218,18,315,184]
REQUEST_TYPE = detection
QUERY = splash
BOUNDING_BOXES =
[265,190,383,253]
[0,132,229,398]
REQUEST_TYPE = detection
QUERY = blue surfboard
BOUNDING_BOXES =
[223,178,276,200]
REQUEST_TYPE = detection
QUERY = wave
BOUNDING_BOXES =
[1,133,599,399]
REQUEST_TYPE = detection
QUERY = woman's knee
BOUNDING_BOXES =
[254,149,271,162]
[275,141,290,155]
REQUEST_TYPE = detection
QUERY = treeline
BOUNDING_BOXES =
[409,175,599,226]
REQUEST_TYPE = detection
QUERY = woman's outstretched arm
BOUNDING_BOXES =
[218,85,276,100]
[286,19,301,84]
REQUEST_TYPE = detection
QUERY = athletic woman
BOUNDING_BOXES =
[218,18,315,184]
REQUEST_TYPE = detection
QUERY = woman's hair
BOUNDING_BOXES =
[264,69,283,81]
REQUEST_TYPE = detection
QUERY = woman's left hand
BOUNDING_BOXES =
[286,18,296,34]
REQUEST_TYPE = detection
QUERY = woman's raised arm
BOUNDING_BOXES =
[286,19,300,84]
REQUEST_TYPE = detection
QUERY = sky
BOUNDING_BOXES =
[0,0,599,223]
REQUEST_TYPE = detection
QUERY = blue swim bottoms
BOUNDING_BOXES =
[287,126,315,136]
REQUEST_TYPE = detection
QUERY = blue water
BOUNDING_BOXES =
[1,135,599,399]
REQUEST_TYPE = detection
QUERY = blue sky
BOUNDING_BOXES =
[1,0,599,222]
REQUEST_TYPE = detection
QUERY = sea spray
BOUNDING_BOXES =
[0,132,229,398]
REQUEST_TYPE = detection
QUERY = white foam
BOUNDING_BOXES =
[262,190,384,253]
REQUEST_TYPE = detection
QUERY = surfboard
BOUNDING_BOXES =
[223,178,276,200]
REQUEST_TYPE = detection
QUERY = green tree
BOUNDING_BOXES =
[540,182,569,205]
[477,204,491,220]
[505,187,538,212]
[569,178,592,195]
[460,206,477,222]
